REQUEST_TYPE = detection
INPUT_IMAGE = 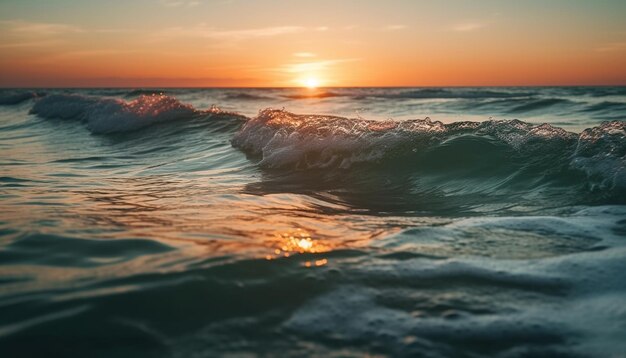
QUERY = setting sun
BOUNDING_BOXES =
[301,77,320,89]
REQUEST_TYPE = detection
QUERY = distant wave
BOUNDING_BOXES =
[30,94,246,134]
[581,101,626,112]
[232,109,626,196]
[222,92,275,101]
[507,98,571,113]
[576,87,626,97]
[124,89,167,98]
[375,88,536,100]
[0,91,44,105]
[280,88,537,100]
[283,91,341,100]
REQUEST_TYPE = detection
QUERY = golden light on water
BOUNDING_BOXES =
[297,238,313,250]
[265,229,331,264]
[304,258,328,268]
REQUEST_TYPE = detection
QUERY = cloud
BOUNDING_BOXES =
[0,20,83,36]
[160,0,201,7]
[293,52,316,58]
[7,76,259,88]
[157,24,305,40]
[24,49,137,64]
[452,22,486,32]
[94,28,134,34]
[0,20,128,49]
[315,26,329,31]
[281,58,361,74]
[0,40,65,49]
[385,25,407,31]
[596,42,626,52]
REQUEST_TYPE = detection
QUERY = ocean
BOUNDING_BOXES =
[0,87,625,357]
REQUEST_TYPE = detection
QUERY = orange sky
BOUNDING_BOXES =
[1,0,625,87]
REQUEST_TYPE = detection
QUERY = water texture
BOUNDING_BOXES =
[0,87,625,357]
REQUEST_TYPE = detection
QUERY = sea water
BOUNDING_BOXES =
[0,87,625,357]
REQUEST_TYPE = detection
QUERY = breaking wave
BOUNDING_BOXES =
[232,109,626,198]
[30,94,245,134]
[0,91,44,105]
[24,94,626,200]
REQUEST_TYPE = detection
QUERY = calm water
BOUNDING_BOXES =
[1,87,625,357]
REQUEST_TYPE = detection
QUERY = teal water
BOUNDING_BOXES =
[0,87,625,357]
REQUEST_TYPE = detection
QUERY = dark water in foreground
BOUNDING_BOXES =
[0,87,625,357]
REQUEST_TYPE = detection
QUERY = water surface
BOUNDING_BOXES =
[1,87,625,357]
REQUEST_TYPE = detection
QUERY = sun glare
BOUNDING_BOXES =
[302,77,320,89]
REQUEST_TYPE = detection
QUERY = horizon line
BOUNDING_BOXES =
[2,84,626,89]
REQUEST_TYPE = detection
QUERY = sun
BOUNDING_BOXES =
[301,77,320,89]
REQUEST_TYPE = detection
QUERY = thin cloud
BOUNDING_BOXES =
[26,49,137,64]
[49,49,132,59]
[293,52,316,58]
[452,22,486,32]
[0,39,66,49]
[160,0,201,7]
[596,42,626,52]
[0,20,83,35]
[157,24,305,40]
[94,28,134,34]
[281,58,361,74]
[385,25,407,31]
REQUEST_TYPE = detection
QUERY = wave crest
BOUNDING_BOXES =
[0,91,44,105]
[232,109,574,168]
[572,121,626,192]
[232,109,625,195]
[30,94,244,134]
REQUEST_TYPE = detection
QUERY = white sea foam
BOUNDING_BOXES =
[572,121,626,191]
[284,206,626,356]
[29,94,237,134]
[231,109,625,195]
[231,109,582,170]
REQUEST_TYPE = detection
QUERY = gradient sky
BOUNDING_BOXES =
[1,0,625,87]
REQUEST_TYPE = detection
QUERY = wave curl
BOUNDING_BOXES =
[232,109,625,197]
[30,94,245,133]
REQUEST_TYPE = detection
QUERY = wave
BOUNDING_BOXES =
[2,207,622,357]
[222,92,274,101]
[232,109,626,197]
[30,94,246,134]
[283,91,341,100]
[376,88,536,100]
[506,98,571,113]
[570,86,626,97]
[123,89,167,98]
[451,97,573,114]
[572,121,626,192]
[580,101,626,112]
[578,101,626,120]
[23,93,626,200]
[0,91,44,105]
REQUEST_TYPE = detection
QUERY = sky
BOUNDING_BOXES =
[0,0,625,87]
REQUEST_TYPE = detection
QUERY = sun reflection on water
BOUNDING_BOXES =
[265,229,331,265]
[304,258,328,267]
